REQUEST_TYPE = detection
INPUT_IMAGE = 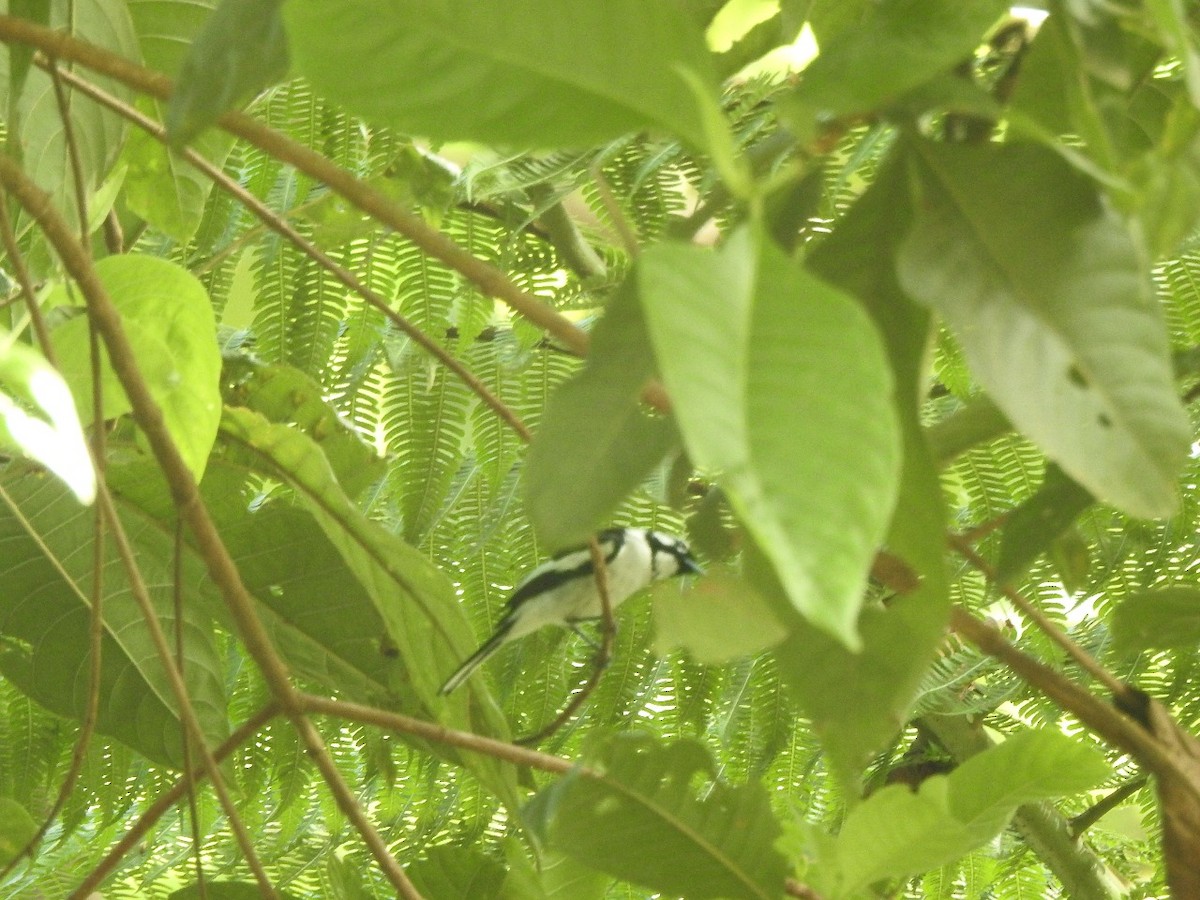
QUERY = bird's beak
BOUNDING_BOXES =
[681,557,704,576]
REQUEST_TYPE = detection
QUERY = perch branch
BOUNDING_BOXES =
[517,535,616,745]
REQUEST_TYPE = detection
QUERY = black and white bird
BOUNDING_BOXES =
[439,528,702,695]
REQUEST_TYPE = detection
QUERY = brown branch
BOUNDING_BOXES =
[298,693,574,774]
[948,533,1132,701]
[46,57,88,244]
[0,15,590,357]
[69,703,281,898]
[948,606,1180,777]
[46,61,532,444]
[517,534,616,745]
[0,195,107,882]
[174,521,208,896]
[1069,774,1149,839]
[0,153,422,899]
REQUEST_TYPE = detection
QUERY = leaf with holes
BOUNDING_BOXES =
[898,140,1189,518]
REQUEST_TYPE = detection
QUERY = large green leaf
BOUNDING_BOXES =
[51,255,222,482]
[164,0,288,146]
[283,0,719,149]
[0,0,138,235]
[223,354,385,500]
[828,730,1110,894]
[219,407,469,704]
[526,283,679,549]
[525,735,788,900]
[124,0,236,241]
[0,797,37,868]
[0,471,227,767]
[407,845,506,900]
[639,227,900,648]
[898,140,1189,518]
[768,159,951,782]
[217,407,519,805]
[781,0,1008,134]
[1111,586,1200,654]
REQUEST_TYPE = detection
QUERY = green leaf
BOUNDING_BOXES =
[0,796,37,867]
[527,283,679,549]
[222,355,385,500]
[832,730,1111,893]
[898,139,1189,519]
[218,407,466,705]
[653,571,786,664]
[524,735,788,900]
[1145,0,1200,109]
[283,0,719,149]
[996,464,1094,583]
[768,158,952,783]
[51,255,222,482]
[408,845,506,900]
[0,0,137,235]
[165,0,289,146]
[1111,586,1200,654]
[639,227,900,648]
[123,100,236,242]
[126,0,236,241]
[217,407,519,805]
[0,338,94,504]
[0,472,228,767]
[781,0,1008,134]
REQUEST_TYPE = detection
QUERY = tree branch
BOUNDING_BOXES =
[0,153,423,900]
[69,703,281,899]
[46,61,533,444]
[1070,775,1149,839]
[0,15,591,356]
[948,533,1132,701]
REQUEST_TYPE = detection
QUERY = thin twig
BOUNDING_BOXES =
[1069,774,1149,838]
[517,535,615,745]
[70,703,281,899]
[0,152,423,900]
[299,693,574,774]
[46,57,88,244]
[948,533,1133,701]
[590,163,640,257]
[0,195,107,882]
[0,17,591,356]
[96,484,279,896]
[47,62,532,444]
[175,520,209,899]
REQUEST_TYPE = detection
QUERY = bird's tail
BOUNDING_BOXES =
[438,620,513,695]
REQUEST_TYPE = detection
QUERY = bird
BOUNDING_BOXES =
[438,528,702,695]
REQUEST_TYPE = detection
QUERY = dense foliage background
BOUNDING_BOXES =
[1,0,1200,897]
